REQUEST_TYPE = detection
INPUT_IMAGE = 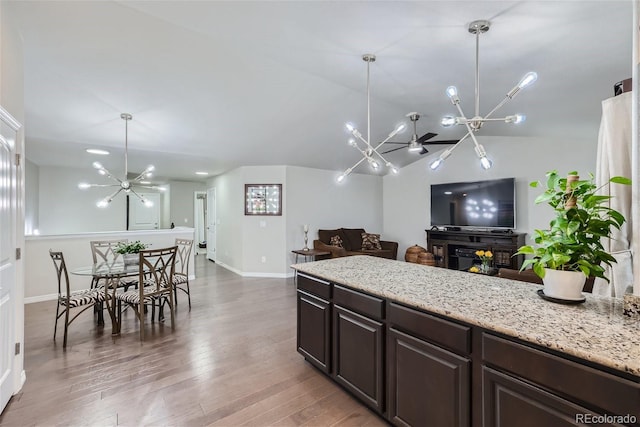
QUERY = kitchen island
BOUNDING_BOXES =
[292,256,640,426]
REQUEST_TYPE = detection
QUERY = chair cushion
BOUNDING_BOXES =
[60,289,103,307]
[116,287,161,304]
[173,274,188,285]
[361,233,382,250]
[341,228,366,251]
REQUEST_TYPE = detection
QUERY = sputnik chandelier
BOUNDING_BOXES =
[79,113,161,208]
[429,20,537,171]
[337,54,406,183]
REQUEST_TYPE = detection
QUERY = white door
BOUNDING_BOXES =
[0,108,19,413]
[193,192,207,254]
[206,187,216,262]
[129,192,160,230]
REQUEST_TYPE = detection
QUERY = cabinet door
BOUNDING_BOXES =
[483,367,625,427]
[333,305,384,413]
[297,290,331,373]
[388,328,470,427]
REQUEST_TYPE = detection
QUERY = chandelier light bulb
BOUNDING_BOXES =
[368,158,380,170]
[441,116,456,127]
[429,158,444,170]
[348,138,357,147]
[389,123,406,138]
[446,86,458,98]
[345,123,355,132]
[518,72,538,89]
[92,161,103,169]
[96,199,109,208]
[506,114,526,124]
[386,163,399,175]
[480,156,493,170]
[336,174,346,183]
[143,199,154,207]
[78,182,91,190]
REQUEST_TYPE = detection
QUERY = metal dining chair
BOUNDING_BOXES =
[173,238,194,309]
[50,250,105,348]
[90,239,138,290]
[115,246,177,341]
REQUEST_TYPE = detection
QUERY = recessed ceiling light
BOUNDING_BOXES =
[86,148,110,155]
[195,171,209,176]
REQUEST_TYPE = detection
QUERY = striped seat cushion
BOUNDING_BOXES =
[60,289,104,307]
[172,274,188,285]
[116,287,164,304]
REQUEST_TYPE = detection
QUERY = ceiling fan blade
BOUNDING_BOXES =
[417,132,438,144]
[423,139,460,145]
[419,147,429,155]
[381,145,408,154]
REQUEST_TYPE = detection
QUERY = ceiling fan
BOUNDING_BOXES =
[381,112,458,155]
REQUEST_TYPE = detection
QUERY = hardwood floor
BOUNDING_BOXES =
[0,256,386,426]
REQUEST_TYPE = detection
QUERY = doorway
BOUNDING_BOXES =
[194,192,207,255]
[206,187,216,262]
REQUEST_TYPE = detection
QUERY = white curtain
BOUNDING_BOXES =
[593,92,634,297]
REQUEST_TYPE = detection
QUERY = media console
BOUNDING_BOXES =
[426,229,526,270]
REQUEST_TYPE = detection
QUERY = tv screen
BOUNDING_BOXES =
[430,178,515,229]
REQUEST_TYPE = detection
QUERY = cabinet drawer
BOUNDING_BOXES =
[333,285,384,320]
[388,302,471,355]
[297,273,331,300]
[482,333,640,419]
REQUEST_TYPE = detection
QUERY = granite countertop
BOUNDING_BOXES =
[292,256,640,377]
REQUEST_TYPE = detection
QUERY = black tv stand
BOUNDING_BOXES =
[426,229,526,271]
[490,229,513,234]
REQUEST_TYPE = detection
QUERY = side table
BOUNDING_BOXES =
[291,249,331,283]
[292,248,331,263]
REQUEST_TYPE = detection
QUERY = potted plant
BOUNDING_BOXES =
[515,170,631,301]
[115,240,148,265]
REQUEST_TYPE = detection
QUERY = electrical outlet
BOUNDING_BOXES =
[261,256,266,263]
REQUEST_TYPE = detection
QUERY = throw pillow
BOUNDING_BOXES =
[330,235,344,248]
[361,233,382,250]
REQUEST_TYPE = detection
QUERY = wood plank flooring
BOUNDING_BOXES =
[0,256,386,426]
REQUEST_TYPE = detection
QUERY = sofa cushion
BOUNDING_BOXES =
[318,229,345,245]
[341,228,366,251]
[361,232,382,250]
[329,235,344,248]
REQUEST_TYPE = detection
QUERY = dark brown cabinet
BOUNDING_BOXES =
[296,274,331,373]
[333,305,385,412]
[295,273,640,426]
[482,367,623,427]
[388,328,470,427]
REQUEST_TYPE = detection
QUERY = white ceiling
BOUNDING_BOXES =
[7,0,633,183]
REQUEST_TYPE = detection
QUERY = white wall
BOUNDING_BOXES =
[37,165,128,234]
[286,165,383,266]
[24,159,39,234]
[30,164,206,234]
[208,165,383,277]
[383,135,597,259]
[169,180,207,228]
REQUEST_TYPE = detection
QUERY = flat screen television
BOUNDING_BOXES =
[430,177,516,229]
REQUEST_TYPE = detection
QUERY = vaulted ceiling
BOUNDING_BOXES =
[7,1,633,182]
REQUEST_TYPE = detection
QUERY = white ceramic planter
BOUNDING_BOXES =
[123,253,139,266]
[542,268,586,300]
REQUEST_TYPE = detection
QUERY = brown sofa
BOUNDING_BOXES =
[313,228,398,260]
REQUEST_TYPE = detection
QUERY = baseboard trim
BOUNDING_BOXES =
[25,293,58,304]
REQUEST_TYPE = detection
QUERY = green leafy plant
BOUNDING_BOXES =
[114,240,148,255]
[515,170,631,282]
